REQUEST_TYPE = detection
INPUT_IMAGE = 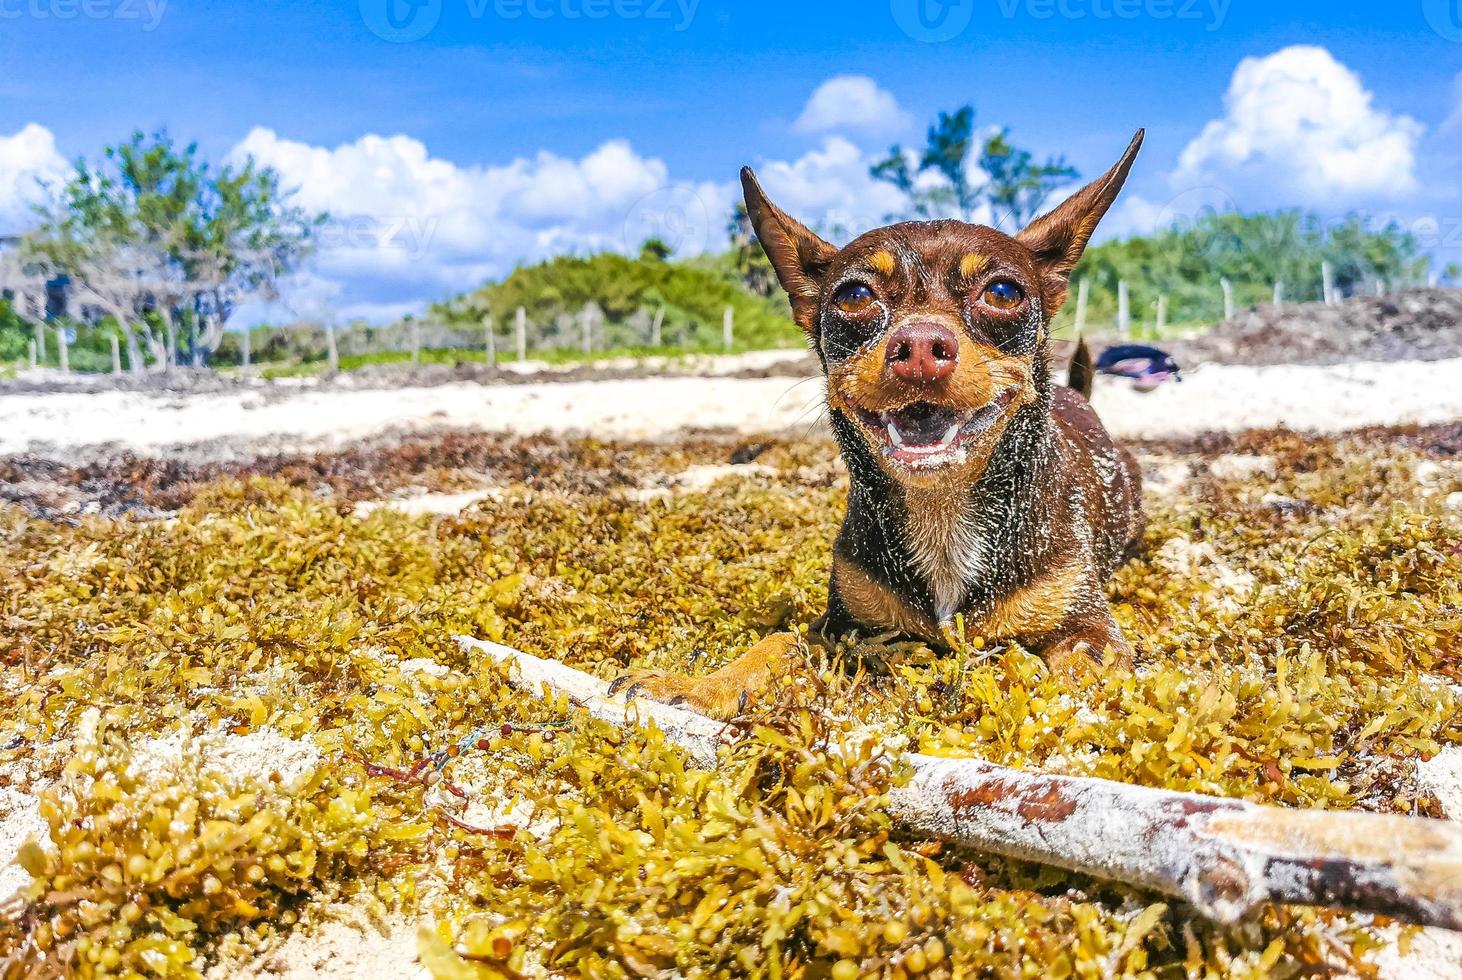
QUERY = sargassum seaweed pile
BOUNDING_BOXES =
[0,425,1459,978]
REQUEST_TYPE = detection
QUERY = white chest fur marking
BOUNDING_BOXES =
[903,490,986,626]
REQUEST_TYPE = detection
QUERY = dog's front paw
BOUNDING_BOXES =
[1040,621,1133,679]
[608,670,749,720]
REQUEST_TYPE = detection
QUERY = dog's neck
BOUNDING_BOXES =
[902,404,1053,623]
[834,364,1056,627]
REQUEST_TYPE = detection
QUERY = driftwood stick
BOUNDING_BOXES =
[458,636,1462,930]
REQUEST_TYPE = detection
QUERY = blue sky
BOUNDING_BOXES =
[2,0,1460,321]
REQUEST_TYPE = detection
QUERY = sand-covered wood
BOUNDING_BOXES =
[461,635,1462,931]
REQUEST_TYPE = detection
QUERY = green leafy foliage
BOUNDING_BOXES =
[436,251,800,351]
[0,425,1457,976]
[1056,211,1431,334]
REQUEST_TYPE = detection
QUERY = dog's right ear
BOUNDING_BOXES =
[741,167,836,333]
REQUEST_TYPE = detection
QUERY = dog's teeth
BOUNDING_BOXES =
[940,423,960,446]
[886,422,905,447]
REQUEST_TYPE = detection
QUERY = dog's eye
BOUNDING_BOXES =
[981,281,1025,311]
[832,283,876,316]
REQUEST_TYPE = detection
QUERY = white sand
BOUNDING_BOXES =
[6,356,1462,458]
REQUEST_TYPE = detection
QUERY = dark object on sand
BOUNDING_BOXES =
[1096,344,1182,391]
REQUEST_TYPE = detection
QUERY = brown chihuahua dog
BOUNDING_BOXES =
[613,130,1147,719]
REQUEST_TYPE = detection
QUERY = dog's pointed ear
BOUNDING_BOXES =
[741,166,836,333]
[1016,129,1144,311]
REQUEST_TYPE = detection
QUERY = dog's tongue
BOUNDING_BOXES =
[888,403,957,446]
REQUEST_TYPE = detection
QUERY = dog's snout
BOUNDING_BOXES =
[886,322,959,384]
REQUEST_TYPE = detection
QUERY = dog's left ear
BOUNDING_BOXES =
[741,166,836,333]
[1017,129,1144,311]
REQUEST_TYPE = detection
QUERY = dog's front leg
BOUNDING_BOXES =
[609,632,800,719]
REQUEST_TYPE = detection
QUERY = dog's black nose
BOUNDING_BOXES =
[886,322,959,384]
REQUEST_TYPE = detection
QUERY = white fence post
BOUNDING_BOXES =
[33,320,45,361]
[241,328,251,379]
[1116,280,1130,337]
[650,305,664,348]
[1322,261,1336,305]
[580,306,592,354]
[1073,279,1089,338]
[326,323,340,373]
[1273,281,1284,310]
[410,319,421,365]
[56,326,69,373]
[1155,294,1167,337]
[515,306,527,362]
[1220,277,1234,321]
[723,306,734,351]
[484,313,496,366]
[27,338,36,370]
[110,334,121,375]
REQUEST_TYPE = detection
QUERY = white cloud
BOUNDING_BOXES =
[0,123,67,233]
[227,127,923,324]
[794,75,911,137]
[749,136,917,240]
[1172,45,1423,205]
[231,127,737,321]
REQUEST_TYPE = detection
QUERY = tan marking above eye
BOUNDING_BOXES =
[869,250,896,276]
[959,253,988,278]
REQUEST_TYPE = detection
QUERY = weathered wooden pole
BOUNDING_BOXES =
[1321,261,1336,305]
[484,313,496,366]
[1220,277,1234,321]
[56,326,68,373]
[241,328,251,380]
[1072,278,1089,338]
[110,334,121,375]
[1272,281,1284,310]
[326,323,340,373]
[650,305,665,348]
[459,636,1462,932]
[723,306,734,351]
[1116,281,1130,337]
[515,306,527,362]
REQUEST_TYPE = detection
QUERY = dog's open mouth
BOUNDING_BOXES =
[853,393,1013,467]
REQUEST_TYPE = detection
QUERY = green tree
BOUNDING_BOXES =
[870,106,1077,227]
[25,131,322,369]
[977,129,1078,229]
[639,237,672,262]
